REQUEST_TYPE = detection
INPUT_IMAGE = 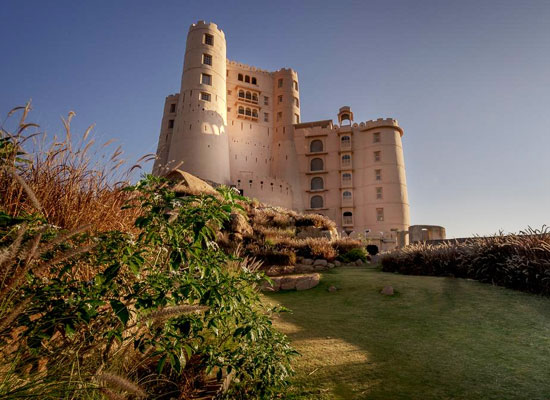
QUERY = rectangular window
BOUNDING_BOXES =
[374,151,381,162]
[264,113,269,122]
[168,119,174,129]
[376,208,384,221]
[376,187,383,199]
[295,114,300,123]
[375,169,382,181]
[278,78,283,88]
[202,54,212,66]
[169,103,176,113]
[277,112,282,122]
[278,95,283,103]
[373,132,381,143]
[201,73,212,85]
[200,92,211,102]
[204,34,214,46]
[264,96,269,105]
[294,80,298,91]
[294,97,299,108]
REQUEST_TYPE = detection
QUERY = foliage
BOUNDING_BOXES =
[338,248,369,263]
[381,228,550,295]
[366,244,379,256]
[0,105,296,399]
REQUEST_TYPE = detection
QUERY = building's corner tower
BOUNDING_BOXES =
[271,68,303,209]
[165,21,231,184]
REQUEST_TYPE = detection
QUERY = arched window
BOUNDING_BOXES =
[245,75,250,83]
[310,177,324,190]
[342,154,351,166]
[343,191,352,200]
[252,109,258,118]
[245,108,251,116]
[252,93,258,102]
[310,158,324,171]
[343,211,353,225]
[309,140,323,153]
[252,77,257,85]
[245,91,252,100]
[238,74,243,81]
[238,90,245,98]
[310,195,324,209]
[341,135,351,146]
[342,173,352,183]
[238,106,245,115]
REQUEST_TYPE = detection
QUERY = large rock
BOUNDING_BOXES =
[280,277,297,290]
[334,260,341,267]
[313,259,328,267]
[165,169,219,196]
[295,274,320,291]
[302,258,314,265]
[295,264,314,273]
[229,213,253,237]
[261,277,282,292]
[355,259,364,266]
[261,274,320,291]
[327,263,335,269]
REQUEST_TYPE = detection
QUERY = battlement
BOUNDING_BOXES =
[227,60,272,75]
[189,20,225,37]
[332,118,402,135]
[165,93,179,99]
[226,60,297,77]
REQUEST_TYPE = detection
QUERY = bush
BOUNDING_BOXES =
[338,248,369,263]
[0,107,296,399]
[366,244,379,256]
[381,229,550,296]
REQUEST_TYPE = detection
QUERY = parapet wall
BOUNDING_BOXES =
[189,20,225,37]
[235,175,293,209]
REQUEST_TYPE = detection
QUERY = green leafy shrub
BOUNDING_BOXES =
[338,248,369,263]
[0,108,296,399]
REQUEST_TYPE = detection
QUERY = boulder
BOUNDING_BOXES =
[327,263,335,269]
[333,260,341,267]
[302,258,314,265]
[295,264,314,273]
[355,259,364,266]
[229,213,253,237]
[295,274,320,291]
[280,277,297,291]
[165,169,219,196]
[314,265,327,271]
[313,259,328,267]
[261,277,282,292]
[328,285,338,292]
[296,226,325,239]
[381,285,394,296]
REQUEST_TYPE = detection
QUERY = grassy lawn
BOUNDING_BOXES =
[265,266,550,400]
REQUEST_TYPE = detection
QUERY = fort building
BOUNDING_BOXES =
[153,21,411,249]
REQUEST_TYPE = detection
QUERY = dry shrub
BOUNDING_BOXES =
[0,103,152,232]
[295,213,336,230]
[332,238,363,254]
[381,227,550,295]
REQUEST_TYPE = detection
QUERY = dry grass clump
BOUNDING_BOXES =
[381,227,550,295]
[332,238,363,254]
[0,103,151,232]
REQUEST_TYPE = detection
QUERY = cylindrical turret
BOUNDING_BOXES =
[271,68,303,209]
[165,21,231,184]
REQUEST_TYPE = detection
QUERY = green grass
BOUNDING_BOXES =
[265,266,550,400]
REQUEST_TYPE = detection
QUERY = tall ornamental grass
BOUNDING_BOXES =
[381,228,550,295]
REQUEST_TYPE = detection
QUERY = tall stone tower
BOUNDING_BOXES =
[271,69,303,209]
[154,21,231,184]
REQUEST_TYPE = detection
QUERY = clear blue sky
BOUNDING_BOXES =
[2,0,549,238]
